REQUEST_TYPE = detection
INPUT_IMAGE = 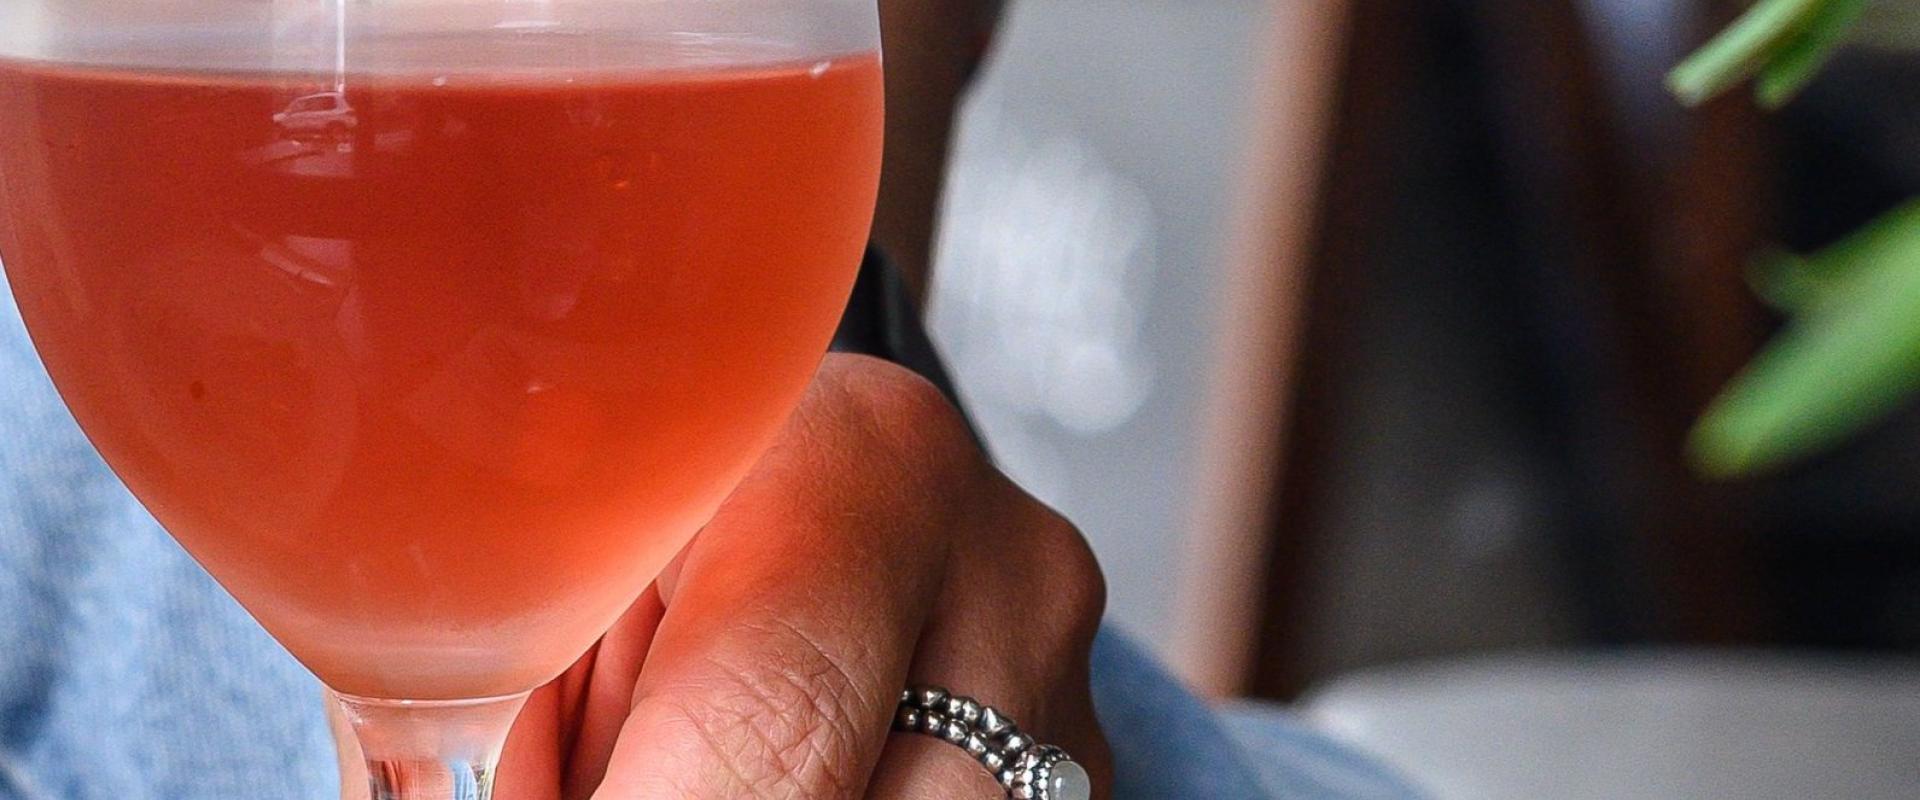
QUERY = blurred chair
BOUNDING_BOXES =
[1451,0,1775,650]
[1171,0,1352,695]
[1181,0,1781,697]
[1187,0,1920,794]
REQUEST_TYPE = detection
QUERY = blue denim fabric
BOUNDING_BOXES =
[1094,633,1430,800]
[1216,703,1432,799]
[0,276,1420,799]
[0,278,336,799]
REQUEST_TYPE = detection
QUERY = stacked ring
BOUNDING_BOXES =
[892,686,1093,800]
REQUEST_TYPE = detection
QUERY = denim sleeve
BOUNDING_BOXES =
[0,272,338,800]
[1092,630,1429,800]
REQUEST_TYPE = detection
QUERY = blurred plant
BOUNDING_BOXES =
[1669,0,1920,476]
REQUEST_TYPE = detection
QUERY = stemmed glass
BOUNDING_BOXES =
[0,1,883,797]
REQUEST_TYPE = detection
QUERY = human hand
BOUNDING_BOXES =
[336,354,1112,799]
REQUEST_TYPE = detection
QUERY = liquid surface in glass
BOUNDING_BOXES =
[0,32,883,700]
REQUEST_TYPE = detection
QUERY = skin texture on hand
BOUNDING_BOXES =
[336,355,1113,799]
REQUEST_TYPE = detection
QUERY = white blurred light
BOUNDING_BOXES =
[931,99,1159,437]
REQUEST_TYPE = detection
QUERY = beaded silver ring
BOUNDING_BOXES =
[893,686,1093,800]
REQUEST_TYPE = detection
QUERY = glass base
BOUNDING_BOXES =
[333,691,531,800]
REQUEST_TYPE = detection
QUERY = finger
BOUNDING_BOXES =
[492,586,667,800]
[591,362,981,799]
[865,736,1002,799]
[560,586,667,800]
[867,486,1112,800]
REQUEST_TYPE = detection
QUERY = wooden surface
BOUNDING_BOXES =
[1170,0,1354,697]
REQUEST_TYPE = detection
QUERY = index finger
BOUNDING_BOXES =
[591,360,981,799]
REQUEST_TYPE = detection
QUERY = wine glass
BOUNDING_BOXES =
[0,1,883,797]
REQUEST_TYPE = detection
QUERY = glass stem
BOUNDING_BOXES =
[333,691,531,800]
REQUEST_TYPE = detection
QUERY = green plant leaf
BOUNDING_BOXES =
[1747,199,1920,313]
[1692,200,1920,476]
[1746,249,1823,312]
[1668,0,1830,106]
[1756,0,1869,107]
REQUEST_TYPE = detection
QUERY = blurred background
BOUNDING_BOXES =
[925,0,1920,796]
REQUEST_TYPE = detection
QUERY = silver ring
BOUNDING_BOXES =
[893,686,1092,800]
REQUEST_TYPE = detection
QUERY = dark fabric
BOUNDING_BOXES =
[831,247,965,405]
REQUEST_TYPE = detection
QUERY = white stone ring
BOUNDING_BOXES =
[893,686,1094,800]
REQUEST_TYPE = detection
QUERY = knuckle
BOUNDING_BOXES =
[1031,505,1107,644]
[815,354,976,462]
[979,489,1105,658]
